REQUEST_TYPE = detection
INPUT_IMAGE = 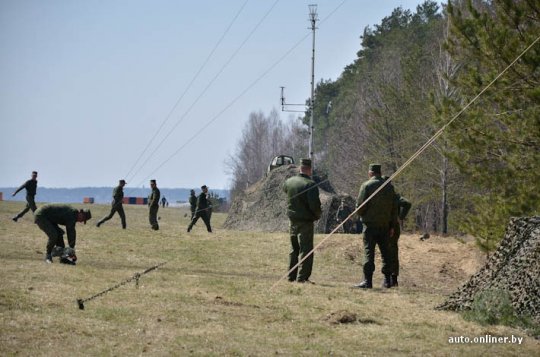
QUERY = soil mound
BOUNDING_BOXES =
[437,216,540,323]
[223,165,356,233]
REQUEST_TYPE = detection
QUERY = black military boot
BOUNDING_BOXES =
[383,274,393,288]
[391,274,399,287]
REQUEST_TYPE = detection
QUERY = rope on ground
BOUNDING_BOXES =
[269,34,540,291]
[76,261,167,310]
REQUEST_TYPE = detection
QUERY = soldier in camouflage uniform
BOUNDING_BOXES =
[384,176,412,287]
[96,179,127,229]
[12,171,38,222]
[353,164,395,289]
[189,189,197,220]
[187,185,212,233]
[282,159,322,283]
[34,204,91,263]
[148,179,160,230]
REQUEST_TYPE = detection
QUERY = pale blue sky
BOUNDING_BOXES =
[1,0,430,189]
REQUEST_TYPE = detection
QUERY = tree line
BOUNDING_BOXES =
[226,0,539,253]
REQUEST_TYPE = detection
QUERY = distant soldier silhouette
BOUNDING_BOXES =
[189,189,197,220]
[161,196,167,208]
[187,185,212,233]
[148,179,160,230]
[12,171,38,222]
[96,179,127,229]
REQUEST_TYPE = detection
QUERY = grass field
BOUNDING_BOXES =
[1,201,538,356]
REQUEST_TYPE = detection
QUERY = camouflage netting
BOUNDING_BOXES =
[437,216,540,323]
[223,165,356,233]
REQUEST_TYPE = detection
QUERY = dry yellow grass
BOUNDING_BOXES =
[0,200,538,356]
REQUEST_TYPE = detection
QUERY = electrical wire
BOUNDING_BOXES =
[124,0,250,182]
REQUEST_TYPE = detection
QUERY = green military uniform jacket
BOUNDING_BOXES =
[149,187,160,208]
[283,174,322,222]
[112,185,124,205]
[189,194,197,211]
[14,179,37,197]
[356,176,395,227]
[196,193,209,212]
[34,204,78,243]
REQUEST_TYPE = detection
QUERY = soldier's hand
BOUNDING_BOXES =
[12,192,15,197]
[389,228,395,238]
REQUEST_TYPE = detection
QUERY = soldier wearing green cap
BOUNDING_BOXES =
[148,179,160,230]
[282,158,322,283]
[34,204,91,263]
[353,163,395,289]
[11,171,38,222]
[96,179,127,229]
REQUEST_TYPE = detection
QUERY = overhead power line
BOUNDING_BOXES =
[124,0,250,182]
[130,0,348,189]
[127,0,281,186]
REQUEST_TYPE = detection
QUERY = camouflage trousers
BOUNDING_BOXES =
[288,220,314,282]
[98,202,126,228]
[15,195,37,219]
[149,205,159,230]
[362,225,391,277]
[34,216,71,255]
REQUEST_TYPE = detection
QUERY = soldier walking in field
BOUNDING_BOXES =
[12,171,38,222]
[282,159,322,283]
[34,204,91,264]
[187,185,212,233]
[384,176,412,287]
[189,189,197,220]
[353,164,395,289]
[148,179,160,230]
[96,179,127,229]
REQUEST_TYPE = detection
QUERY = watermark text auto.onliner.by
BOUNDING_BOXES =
[448,334,523,345]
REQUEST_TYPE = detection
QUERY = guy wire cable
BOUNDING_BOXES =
[129,0,348,189]
[124,0,250,182]
[269,33,540,291]
[126,0,281,186]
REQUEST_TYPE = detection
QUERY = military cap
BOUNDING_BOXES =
[150,179,157,184]
[32,171,38,175]
[201,185,208,190]
[119,179,126,184]
[369,163,382,174]
[300,158,312,167]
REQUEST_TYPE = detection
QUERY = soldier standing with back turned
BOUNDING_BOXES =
[282,158,322,283]
[96,179,127,229]
[353,164,395,289]
[12,171,38,222]
[148,179,160,230]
